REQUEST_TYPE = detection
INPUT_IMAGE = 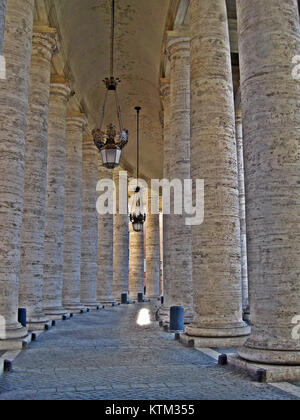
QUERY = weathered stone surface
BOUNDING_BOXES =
[113,170,129,301]
[235,109,249,319]
[43,76,71,319]
[62,114,86,313]
[0,0,6,54]
[0,0,34,344]
[129,224,145,301]
[19,27,57,331]
[166,33,193,323]
[236,0,300,364]
[158,79,171,320]
[146,191,160,299]
[186,0,249,344]
[80,131,100,309]
[97,166,115,304]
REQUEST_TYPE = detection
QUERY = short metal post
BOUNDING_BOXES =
[18,308,26,328]
[121,293,128,304]
[169,306,184,332]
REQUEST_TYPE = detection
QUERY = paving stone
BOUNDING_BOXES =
[0,303,298,400]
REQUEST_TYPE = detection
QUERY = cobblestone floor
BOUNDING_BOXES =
[0,303,298,400]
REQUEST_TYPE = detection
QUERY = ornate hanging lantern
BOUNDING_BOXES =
[92,0,128,169]
[129,107,146,232]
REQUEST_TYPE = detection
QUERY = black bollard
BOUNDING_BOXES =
[138,293,144,303]
[121,293,128,304]
[170,306,184,332]
[18,308,26,328]
[3,360,13,373]
[161,296,164,305]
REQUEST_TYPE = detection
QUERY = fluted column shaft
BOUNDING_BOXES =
[19,27,56,330]
[186,0,249,345]
[159,80,171,318]
[0,0,6,54]
[97,166,115,304]
[237,0,300,364]
[43,76,71,319]
[235,110,249,319]
[62,114,86,313]
[80,131,100,309]
[146,191,160,299]
[167,34,193,323]
[129,224,145,300]
[0,0,34,345]
[113,170,129,301]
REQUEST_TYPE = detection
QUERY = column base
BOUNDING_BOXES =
[0,322,28,340]
[81,301,103,310]
[225,353,300,383]
[63,303,87,315]
[184,322,250,348]
[99,300,119,307]
[44,307,70,320]
[27,316,52,332]
[180,332,249,349]
[238,345,300,366]
[0,322,28,350]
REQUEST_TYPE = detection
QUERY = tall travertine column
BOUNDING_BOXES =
[235,109,249,320]
[186,0,249,346]
[158,79,172,319]
[80,130,101,309]
[0,0,6,54]
[167,33,194,323]
[62,113,87,314]
[146,191,160,299]
[43,76,71,319]
[0,0,34,347]
[113,170,129,301]
[237,0,300,364]
[97,166,115,304]
[19,27,56,331]
[129,223,145,301]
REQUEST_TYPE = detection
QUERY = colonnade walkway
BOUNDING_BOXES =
[0,303,299,400]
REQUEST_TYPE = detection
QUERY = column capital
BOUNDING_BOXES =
[166,30,190,58]
[32,26,57,61]
[50,75,72,100]
[66,112,88,131]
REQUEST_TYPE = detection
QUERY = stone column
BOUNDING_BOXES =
[80,130,101,309]
[62,113,87,314]
[43,76,71,320]
[0,0,34,347]
[166,32,194,323]
[185,0,249,347]
[113,170,129,302]
[97,166,115,305]
[129,223,145,301]
[146,191,160,299]
[235,109,249,321]
[236,0,300,365]
[0,0,6,54]
[158,79,172,320]
[19,27,56,331]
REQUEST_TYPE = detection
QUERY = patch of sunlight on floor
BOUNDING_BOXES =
[136,308,151,326]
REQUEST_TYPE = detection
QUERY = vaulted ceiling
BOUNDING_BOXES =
[51,0,169,180]
[36,0,238,180]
